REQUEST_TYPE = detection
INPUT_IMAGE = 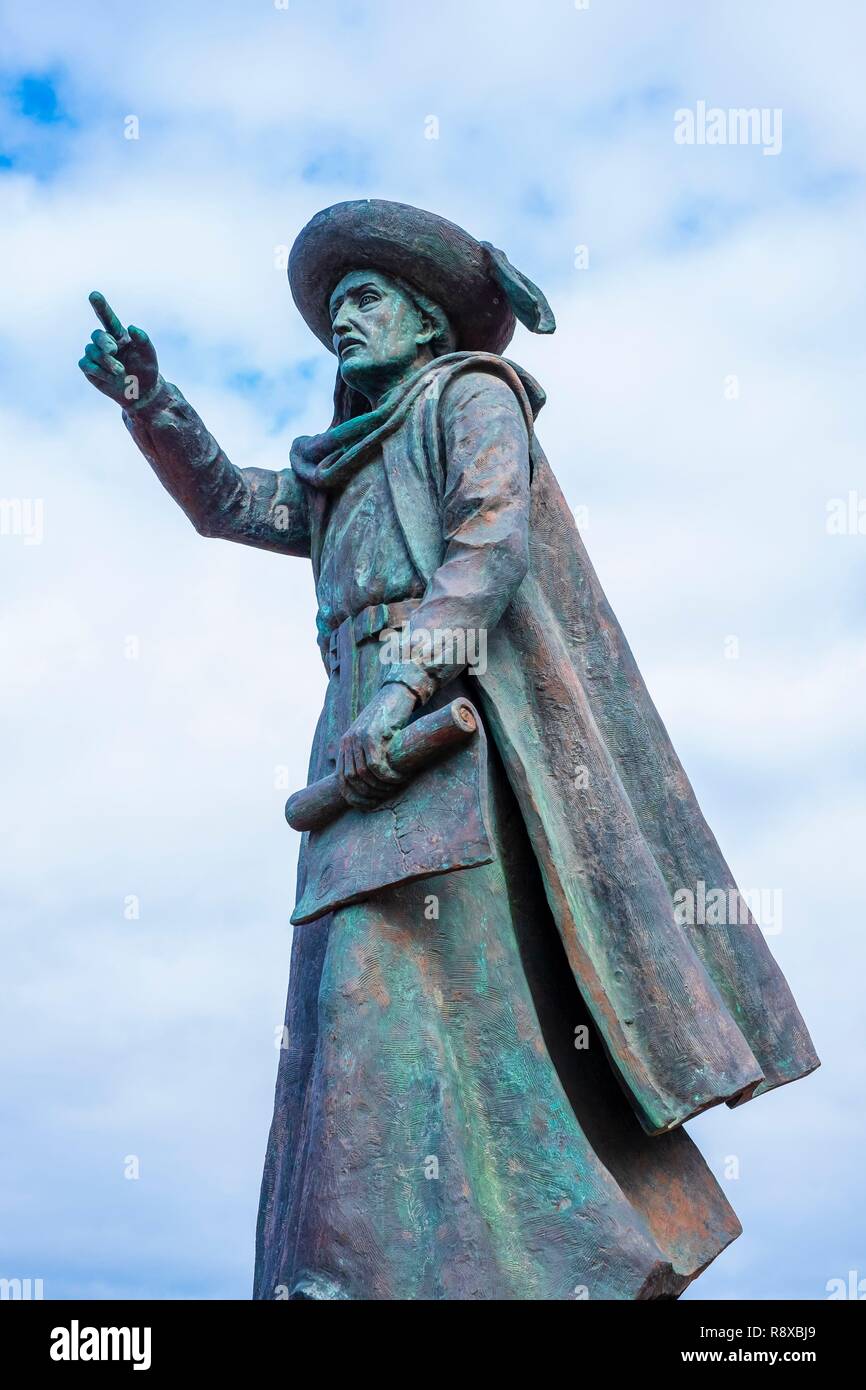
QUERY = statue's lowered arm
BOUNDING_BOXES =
[78,292,311,558]
[331,368,531,804]
[381,369,531,704]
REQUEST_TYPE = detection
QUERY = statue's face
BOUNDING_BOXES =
[329,268,431,399]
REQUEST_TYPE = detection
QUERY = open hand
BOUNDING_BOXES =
[78,291,160,409]
[337,682,417,808]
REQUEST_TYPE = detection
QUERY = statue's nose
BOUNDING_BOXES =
[332,305,353,338]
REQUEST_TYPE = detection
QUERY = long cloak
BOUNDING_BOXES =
[288,351,819,1138]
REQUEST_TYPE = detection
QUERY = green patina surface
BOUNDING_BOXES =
[80,199,819,1300]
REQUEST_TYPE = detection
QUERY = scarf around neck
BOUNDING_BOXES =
[290,351,544,494]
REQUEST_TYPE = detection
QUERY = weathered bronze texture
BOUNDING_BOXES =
[289,696,493,925]
[285,696,480,832]
[80,199,819,1301]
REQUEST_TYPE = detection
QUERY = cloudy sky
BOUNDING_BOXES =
[1,0,864,1301]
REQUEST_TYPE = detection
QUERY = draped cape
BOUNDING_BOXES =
[290,351,819,1137]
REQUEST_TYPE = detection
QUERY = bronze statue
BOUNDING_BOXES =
[80,199,819,1300]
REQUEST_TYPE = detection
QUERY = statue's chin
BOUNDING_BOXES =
[337,359,374,396]
[339,349,433,403]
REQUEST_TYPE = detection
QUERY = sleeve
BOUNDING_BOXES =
[122,377,311,557]
[381,369,531,704]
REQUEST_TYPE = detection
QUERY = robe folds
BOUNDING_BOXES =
[287,351,819,1138]
[124,351,818,1300]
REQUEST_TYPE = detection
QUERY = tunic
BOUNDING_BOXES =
[123,358,798,1301]
[252,372,734,1300]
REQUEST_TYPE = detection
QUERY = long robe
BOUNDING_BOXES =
[124,352,818,1299]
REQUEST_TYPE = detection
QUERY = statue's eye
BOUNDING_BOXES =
[359,292,378,308]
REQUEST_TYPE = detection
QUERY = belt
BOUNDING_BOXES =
[323,597,422,677]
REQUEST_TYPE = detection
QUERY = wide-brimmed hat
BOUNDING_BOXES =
[288,198,555,356]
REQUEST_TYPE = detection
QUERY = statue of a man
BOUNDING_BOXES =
[80,199,818,1300]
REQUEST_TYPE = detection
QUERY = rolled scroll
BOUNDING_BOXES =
[285,697,479,833]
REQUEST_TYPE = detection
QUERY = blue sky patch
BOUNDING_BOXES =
[13,72,67,124]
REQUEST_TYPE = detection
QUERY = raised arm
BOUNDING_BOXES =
[78,292,310,557]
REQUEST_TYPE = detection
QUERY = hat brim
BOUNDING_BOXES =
[288,199,516,356]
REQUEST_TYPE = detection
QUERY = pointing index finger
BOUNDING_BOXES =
[89,291,129,345]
